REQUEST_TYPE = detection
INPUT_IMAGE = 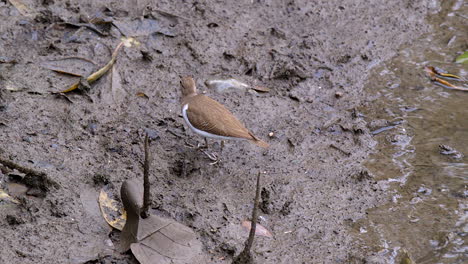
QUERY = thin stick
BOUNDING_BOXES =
[245,172,261,252]
[0,157,59,191]
[233,172,262,263]
[0,157,47,177]
[141,134,151,219]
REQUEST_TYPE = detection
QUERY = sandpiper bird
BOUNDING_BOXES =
[180,76,269,152]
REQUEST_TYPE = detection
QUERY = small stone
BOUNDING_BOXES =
[268,132,274,137]
[335,91,343,98]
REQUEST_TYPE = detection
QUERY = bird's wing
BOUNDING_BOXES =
[186,95,255,140]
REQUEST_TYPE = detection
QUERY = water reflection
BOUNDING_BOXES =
[357,1,467,263]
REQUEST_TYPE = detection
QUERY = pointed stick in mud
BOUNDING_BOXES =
[233,172,262,264]
[140,133,151,219]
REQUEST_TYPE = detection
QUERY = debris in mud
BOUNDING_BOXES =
[330,143,351,157]
[98,135,204,263]
[0,156,59,195]
[335,91,344,98]
[439,145,464,160]
[136,92,149,99]
[8,0,37,18]
[352,170,373,182]
[455,51,468,64]
[113,18,177,37]
[59,13,114,37]
[205,78,270,93]
[424,66,464,81]
[119,180,203,263]
[40,57,96,77]
[399,248,415,264]
[0,188,20,204]
[241,220,273,238]
[0,56,17,64]
[53,38,135,94]
[140,134,151,219]
[99,184,127,231]
[370,120,402,135]
[233,172,266,264]
[424,66,467,91]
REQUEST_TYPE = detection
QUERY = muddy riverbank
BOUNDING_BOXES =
[1,1,439,263]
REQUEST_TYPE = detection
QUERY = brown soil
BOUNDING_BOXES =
[0,0,436,263]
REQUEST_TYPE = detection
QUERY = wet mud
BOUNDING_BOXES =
[0,0,440,263]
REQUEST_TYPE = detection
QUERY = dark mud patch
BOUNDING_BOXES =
[0,0,437,263]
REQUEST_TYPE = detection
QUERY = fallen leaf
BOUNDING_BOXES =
[241,220,273,238]
[251,85,271,92]
[99,184,126,230]
[136,92,149,99]
[120,179,205,263]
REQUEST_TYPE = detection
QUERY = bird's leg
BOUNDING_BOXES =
[194,138,220,164]
[194,138,209,149]
[200,149,219,165]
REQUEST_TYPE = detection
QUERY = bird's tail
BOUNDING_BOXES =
[252,139,269,148]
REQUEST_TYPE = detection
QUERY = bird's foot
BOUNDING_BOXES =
[196,142,209,149]
[199,149,220,165]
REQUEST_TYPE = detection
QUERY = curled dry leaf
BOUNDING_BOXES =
[99,184,127,231]
[136,92,149,99]
[241,220,273,238]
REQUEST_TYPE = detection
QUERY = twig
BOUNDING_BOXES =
[0,157,46,178]
[0,157,59,191]
[141,134,151,219]
[233,172,262,264]
[54,41,125,94]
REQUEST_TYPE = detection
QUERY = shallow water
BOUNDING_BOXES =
[357,1,467,263]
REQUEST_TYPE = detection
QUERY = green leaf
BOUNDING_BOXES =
[455,51,468,64]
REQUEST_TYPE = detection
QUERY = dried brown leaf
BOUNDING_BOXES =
[251,85,270,92]
[136,92,149,99]
[99,185,127,230]
[241,220,273,238]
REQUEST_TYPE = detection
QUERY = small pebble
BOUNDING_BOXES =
[268,132,274,137]
[335,91,343,98]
